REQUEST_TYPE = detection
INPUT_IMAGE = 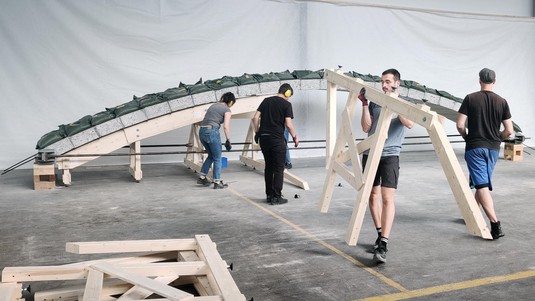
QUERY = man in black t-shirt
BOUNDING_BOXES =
[456,68,513,239]
[252,84,299,205]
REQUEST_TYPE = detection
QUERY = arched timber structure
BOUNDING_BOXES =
[33,69,518,189]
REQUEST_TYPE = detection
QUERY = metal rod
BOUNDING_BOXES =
[2,135,470,174]
[1,153,37,175]
[129,136,462,149]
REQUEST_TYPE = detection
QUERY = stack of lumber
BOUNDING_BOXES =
[1,235,246,301]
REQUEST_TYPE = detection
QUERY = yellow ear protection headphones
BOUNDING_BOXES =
[228,100,235,107]
[284,89,292,98]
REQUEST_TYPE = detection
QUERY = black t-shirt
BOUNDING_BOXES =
[257,96,293,139]
[458,90,511,150]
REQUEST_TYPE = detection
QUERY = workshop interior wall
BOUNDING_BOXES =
[1,0,533,169]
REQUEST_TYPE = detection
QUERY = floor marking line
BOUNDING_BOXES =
[228,187,408,292]
[358,269,535,301]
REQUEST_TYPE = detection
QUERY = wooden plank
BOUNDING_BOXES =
[326,80,338,166]
[2,266,88,282]
[64,251,178,267]
[90,262,194,301]
[178,251,214,296]
[331,162,359,190]
[325,69,436,129]
[82,268,104,301]
[0,283,21,301]
[33,163,55,175]
[34,281,132,301]
[66,239,198,254]
[115,262,208,277]
[117,276,176,301]
[194,235,246,301]
[239,156,310,190]
[341,94,364,190]
[427,119,492,239]
[3,262,207,282]
[128,141,142,181]
[345,108,393,245]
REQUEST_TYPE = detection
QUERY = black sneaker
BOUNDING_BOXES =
[197,177,211,186]
[213,181,228,189]
[371,236,381,253]
[269,196,288,205]
[491,221,504,240]
[285,163,293,170]
[373,241,388,264]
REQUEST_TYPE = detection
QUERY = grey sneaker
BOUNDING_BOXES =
[373,241,387,264]
[213,181,228,189]
[491,221,504,240]
[197,177,211,186]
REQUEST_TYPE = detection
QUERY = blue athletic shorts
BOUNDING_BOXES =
[464,148,499,191]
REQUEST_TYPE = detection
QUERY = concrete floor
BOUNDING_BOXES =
[1,149,534,300]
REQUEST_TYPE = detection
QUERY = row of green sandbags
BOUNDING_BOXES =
[35,70,325,149]
[35,69,520,150]
[344,71,463,103]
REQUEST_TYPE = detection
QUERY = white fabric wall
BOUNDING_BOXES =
[1,0,534,170]
[301,2,535,154]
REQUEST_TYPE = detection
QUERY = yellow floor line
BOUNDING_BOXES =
[358,269,535,301]
[228,187,408,292]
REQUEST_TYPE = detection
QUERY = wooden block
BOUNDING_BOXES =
[0,283,21,301]
[33,163,56,190]
[504,143,523,161]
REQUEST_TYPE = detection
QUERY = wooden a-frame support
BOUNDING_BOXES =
[320,69,492,246]
[239,120,310,190]
[184,111,309,190]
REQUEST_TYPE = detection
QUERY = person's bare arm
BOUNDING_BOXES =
[361,106,372,133]
[456,113,468,139]
[252,111,261,133]
[223,111,231,140]
[500,118,514,140]
[285,117,299,147]
[399,115,414,129]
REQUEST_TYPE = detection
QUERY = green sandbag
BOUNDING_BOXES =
[436,90,463,102]
[136,93,166,108]
[159,86,189,100]
[179,78,211,95]
[63,115,93,136]
[401,80,426,92]
[253,73,280,83]
[91,110,115,126]
[236,73,258,85]
[204,76,239,90]
[292,69,324,79]
[273,70,295,80]
[110,99,141,117]
[36,129,66,149]
[345,71,377,82]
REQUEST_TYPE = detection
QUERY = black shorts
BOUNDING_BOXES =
[362,155,400,189]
